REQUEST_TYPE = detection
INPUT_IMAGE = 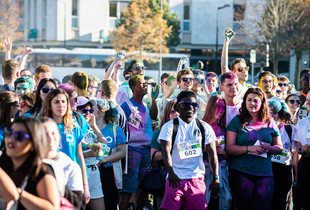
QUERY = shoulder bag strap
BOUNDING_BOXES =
[171,118,179,154]
[195,118,205,147]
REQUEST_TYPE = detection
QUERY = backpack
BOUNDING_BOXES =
[171,118,205,153]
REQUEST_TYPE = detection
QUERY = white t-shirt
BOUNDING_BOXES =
[226,101,242,127]
[271,125,293,165]
[43,152,83,196]
[294,117,310,146]
[158,117,216,179]
[83,128,99,165]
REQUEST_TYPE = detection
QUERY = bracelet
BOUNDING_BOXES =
[18,188,24,201]
[246,146,248,153]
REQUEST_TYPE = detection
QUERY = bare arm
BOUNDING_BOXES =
[151,148,162,162]
[0,168,19,201]
[18,174,60,210]
[105,144,126,162]
[205,141,220,194]
[4,37,12,60]
[221,28,235,74]
[77,143,90,204]
[160,140,180,189]
[265,136,283,155]
[150,98,158,121]
[18,47,33,70]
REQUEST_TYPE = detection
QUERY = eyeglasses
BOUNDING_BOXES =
[178,101,198,108]
[206,72,217,77]
[289,100,301,105]
[19,102,27,109]
[130,66,145,72]
[233,66,249,72]
[4,127,30,142]
[41,87,54,94]
[278,83,289,87]
[89,86,99,89]
[146,82,157,87]
[124,75,131,80]
[262,79,273,84]
[179,77,194,83]
[302,76,310,81]
[79,108,94,114]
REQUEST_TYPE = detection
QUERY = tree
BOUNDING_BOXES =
[110,0,172,61]
[256,0,309,76]
[149,0,181,49]
[0,0,24,53]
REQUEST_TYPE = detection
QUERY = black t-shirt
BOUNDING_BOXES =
[18,164,55,210]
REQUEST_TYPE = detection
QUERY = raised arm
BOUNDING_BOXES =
[221,28,235,74]
[4,37,12,60]
[105,51,125,80]
[18,47,33,70]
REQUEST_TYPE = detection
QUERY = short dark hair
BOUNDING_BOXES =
[125,59,143,72]
[71,71,88,92]
[220,72,237,84]
[231,58,246,70]
[35,65,51,79]
[177,69,194,81]
[176,90,197,103]
[62,74,72,84]
[161,72,173,82]
[129,75,143,90]
[1,59,19,80]
[300,69,310,79]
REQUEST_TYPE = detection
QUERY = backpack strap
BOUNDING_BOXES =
[171,118,179,154]
[284,124,292,143]
[195,119,205,147]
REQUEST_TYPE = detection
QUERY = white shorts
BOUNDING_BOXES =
[87,164,104,199]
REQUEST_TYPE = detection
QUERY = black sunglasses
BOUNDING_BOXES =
[130,66,145,72]
[302,76,310,81]
[124,75,131,80]
[146,82,157,87]
[233,66,249,72]
[278,83,288,87]
[79,108,94,114]
[289,100,301,105]
[276,90,282,94]
[41,87,54,94]
[178,101,198,108]
[179,77,194,83]
[4,127,30,142]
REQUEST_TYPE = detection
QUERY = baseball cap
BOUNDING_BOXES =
[76,96,96,107]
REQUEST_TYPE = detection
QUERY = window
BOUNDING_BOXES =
[183,4,190,31]
[110,2,117,17]
[233,4,245,21]
[72,0,78,28]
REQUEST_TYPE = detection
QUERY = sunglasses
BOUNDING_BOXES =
[233,66,249,72]
[289,100,301,105]
[89,86,98,89]
[196,78,205,85]
[146,82,157,87]
[269,111,277,115]
[124,75,131,80]
[41,87,54,94]
[302,76,310,81]
[130,66,145,72]
[19,102,27,109]
[4,127,30,142]
[276,90,282,94]
[278,83,288,87]
[178,101,198,108]
[79,108,94,114]
[179,77,194,83]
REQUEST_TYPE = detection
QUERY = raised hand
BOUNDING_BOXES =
[22,47,33,56]
[4,37,12,52]
[225,28,235,42]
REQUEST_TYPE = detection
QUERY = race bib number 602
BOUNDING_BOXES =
[177,141,202,159]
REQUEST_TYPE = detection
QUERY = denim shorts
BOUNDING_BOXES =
[120,147,151,193]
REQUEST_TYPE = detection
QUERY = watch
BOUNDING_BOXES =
[214,175,219,180]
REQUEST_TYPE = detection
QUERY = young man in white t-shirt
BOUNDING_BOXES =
[159,90,219,210]
[220,72,242,127]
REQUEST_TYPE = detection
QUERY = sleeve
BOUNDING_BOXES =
[116,126,127,146]
[227,116,240,133]
[202,122,217,145]
[74,123,85,146]
[121,101,131,120]
[293,120,302,142]
[271,121,280,137]
[151,130,161,150]
[63,187,83,209]
[158,121,173,143]
[65,161,84,191]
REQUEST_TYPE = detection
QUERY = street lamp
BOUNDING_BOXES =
[215,4,230,72]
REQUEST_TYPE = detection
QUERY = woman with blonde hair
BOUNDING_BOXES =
[41,88,90,204]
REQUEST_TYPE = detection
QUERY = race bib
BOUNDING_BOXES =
[177,140,202,159]
[128,112,142,129]
[271,148,289,164]
[298,106,308,119]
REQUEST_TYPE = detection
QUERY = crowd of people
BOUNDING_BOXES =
[0,30,310,210]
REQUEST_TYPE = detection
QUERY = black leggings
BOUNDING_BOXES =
[229,169,274,210]
[270,162,293,210]
[297,156,310,209]
[99,166,119,210]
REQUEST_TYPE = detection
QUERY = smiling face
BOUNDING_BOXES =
[177,74,194,91]
[286,95,300,113]
[261,75,274,94]
[77,105,92,122]
[246,93,262,114]
[206,76,218,92]
[51,94,68,119]
[5,123,33,160]
[176,96,197,120]
[214,99,226,120]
